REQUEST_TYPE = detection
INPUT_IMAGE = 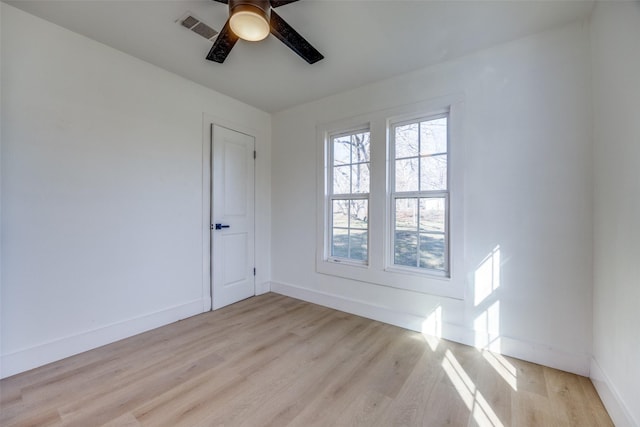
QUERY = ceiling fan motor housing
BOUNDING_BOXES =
[228,0,271,41]
[229,0,271,22]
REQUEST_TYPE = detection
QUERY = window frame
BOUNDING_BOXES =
[316,95,465,300]
[388,113,450,277]
[326,127,371,265]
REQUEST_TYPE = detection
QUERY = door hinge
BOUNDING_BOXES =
[253,268,256,276]
[253,150,256,160]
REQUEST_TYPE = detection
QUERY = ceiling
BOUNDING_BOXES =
[6,0,594,113]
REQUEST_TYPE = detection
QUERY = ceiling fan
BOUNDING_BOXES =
[207,0,324,64]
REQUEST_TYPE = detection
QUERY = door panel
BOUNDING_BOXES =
[222,233,248,285]
[212,124,255,310]
[224,141,248,216]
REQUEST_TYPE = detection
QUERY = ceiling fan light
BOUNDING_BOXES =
[229,5,270,42]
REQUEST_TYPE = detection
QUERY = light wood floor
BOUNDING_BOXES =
[1,293,613,426]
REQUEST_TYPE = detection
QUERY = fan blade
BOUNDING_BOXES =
[269,9,323,64]
[206,20,239,63]
[212,0,228,4]
[270,0,299,7]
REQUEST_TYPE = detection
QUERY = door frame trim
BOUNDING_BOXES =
[202,114,263,312]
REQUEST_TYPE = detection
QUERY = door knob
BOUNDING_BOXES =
[214,223,230,230]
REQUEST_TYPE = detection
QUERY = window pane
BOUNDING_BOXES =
[420,154,447,191]
[395,123,419,159]
[394,231,418,267]
[333,165,351,194]
[420,233,445,270]
[395,158,419,192]
[333,136,351,165]
[420,118,447,155]
[331,199,368,262]
[395,198,417,231]
[351,163,370,194]
[331,228,349,258]
[332,200,349,228]
[351,132,370,163]
[419,198,445,232]
[350,199,368,229]
[349,230,368,261]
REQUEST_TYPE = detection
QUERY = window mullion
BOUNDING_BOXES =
[348,200,352,259]
[393,190,448,199]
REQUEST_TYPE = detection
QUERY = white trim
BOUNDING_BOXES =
[327,127,371,264]
[270,281,590,376]
[590,358,638,427]
[388,113,450,275]
[1,299,204,379]
[271,281,425,331]
[202,113,270,310]
[210,124,256,310]
[202,117,213,311]
[255,281,271,295]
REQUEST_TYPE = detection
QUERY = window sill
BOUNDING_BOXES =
[327,257,368,268]
[384,265,449,280]
[317,259,464,300]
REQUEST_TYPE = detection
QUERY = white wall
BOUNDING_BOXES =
[590,2,640,426]
[271,21,594,375]
[0,3,271,378]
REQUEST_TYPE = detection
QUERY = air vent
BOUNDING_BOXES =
[177,12,218,42]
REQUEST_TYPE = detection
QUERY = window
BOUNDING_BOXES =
[391,115,449,275]
[328,129,370,263]
[317,96,463,299]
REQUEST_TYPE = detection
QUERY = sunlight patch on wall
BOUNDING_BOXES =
[421,305,442,351]
[474,300,501,352]
[471,244,518,392]
[474,246,501,306]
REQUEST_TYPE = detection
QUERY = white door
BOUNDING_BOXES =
[211,124,255,310]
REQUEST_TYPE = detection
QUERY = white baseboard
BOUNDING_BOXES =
[203,295,212,311]
[271,280,428,330]
[270,281,591,376]
[590,358,638,427]
[1,299,205,379]
[255,281,271,295]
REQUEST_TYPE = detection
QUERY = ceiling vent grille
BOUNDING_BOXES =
[177,13,218,41]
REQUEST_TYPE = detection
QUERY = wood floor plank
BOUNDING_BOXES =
[197,316,371,427]
[240,318,389,427]
[58,352,226,426]
[336,390,393,427]
[513,358,549,397]
[511,389,566,427]
[472,350,514,426]
[370,331,426,399]
[544,367,608,427]
[578,375,615,427]
[285,323,402,426]
[100,413,141,427]
[370,348,445,427]
[0,293,614,427]
[420,375,473,426]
